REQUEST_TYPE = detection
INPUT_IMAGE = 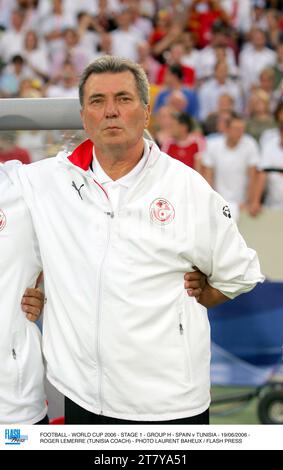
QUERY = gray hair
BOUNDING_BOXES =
[79,55,150,108]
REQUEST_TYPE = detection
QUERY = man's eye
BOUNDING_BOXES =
[119,96,131,102]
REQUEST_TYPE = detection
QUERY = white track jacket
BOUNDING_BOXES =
[0,163,46,424]
[16,140,264,421]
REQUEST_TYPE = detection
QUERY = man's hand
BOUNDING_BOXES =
[21,287,44,322]
[184,269,206,300]
[248,201,262,217]
[184,268,229,308]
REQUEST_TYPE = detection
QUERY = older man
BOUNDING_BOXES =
[14,56,263,424]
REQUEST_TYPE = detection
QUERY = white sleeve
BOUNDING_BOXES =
[201,141,215,168]
[258,146,273,170]
[247,137,260,167]
[192,181,264,299]
[0,161,43,271]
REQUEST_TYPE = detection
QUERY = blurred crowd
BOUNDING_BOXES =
[1,0,283,216]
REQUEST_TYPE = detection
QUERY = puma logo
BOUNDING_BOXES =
[72,181,84,200]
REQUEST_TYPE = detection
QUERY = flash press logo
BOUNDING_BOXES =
[5,429,28,446]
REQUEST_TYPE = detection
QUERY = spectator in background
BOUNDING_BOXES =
[18,78,43,98]
[180,31,201,77]
[166,90,203,134]
[161,112,204,172]
[153,64,199,119]
[16,0,44,32]
[110,7,143,61]
[272,42,283,91]
[166,89,191,112]
[265,8,282,50]
[42,0,75,56]
[260,100,283,147]
[150,13,185,64]
[0,55,32,97]
[17,129,47,163]
[45,61,78,98]
[239,28,277,93]
[251,0,268,30]
[0,9,27,64]
[50,27,91,77]
[202,114,260,219]
[205,109,234,140]
[126,2,153,39]
[96,32,113,57]
[202,93,234,135]
[152,105,176,145]
[246,88,276,142]
[220,0,252,34]
[21,30,50,83]
[196,20,237,81]
[92,0,119,32]
[156,41,196,87]
[203,93,235,136]
[198,60,242,121]
[0,131,32,164]
[148,9,177,62]
[252,122,283,214]
[257,67,278,111]
[136,40,160,84]
[0,0,14,30]
[76,11,101,53]
[187,0,230,49]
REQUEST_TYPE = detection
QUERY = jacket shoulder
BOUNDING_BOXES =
[20,155,63,188]
[18,154,66,199]
[160,150,214,194]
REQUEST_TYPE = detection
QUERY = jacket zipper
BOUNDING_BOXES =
[96,206,114,415]
[179,313,184,335]
[178,312,190,379]
[12,348,21,395]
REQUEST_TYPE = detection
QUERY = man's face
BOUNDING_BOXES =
[227,119,245,143]
[170,119,182,139]
[252,30,265,49]
[80,71,150,153]
[215,62,228,82]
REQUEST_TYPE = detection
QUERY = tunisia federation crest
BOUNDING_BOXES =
[150,198,175,225]
[0,209,6,231]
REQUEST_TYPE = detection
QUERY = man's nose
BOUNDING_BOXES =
[105,99,119,118]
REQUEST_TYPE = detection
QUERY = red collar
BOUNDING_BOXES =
[68,139,93,170]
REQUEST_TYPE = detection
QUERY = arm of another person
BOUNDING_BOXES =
[245,165,258,209]
[201,142,215,187]
[246,138,262,216]
[248,170,267,217]
[202,165,214,187]
[21,272,44,322]
[184,269,229,308]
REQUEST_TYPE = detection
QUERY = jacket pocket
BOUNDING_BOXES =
[178,310,191,381]
[12,347,23,397]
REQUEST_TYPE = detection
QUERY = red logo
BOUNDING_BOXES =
[150,198,175,225]
[0,209,6,231]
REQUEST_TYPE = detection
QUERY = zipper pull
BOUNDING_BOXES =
[12,348,16,359]
[105,211,114,218]
[179,323,184,335]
